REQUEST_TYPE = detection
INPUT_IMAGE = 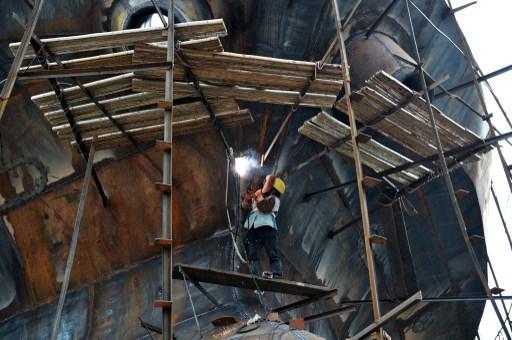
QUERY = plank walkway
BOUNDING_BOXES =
[173,264,337,297]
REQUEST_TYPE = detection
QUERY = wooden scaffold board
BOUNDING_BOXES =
[19,16,345,151]
[299,111,432,185]
[173,264,337,298]
[336,71,482,161]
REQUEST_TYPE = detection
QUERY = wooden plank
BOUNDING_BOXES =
[10,19,228,58]
[133,43,343,80]
[20,51,133,73]
[31,73,134,111]
[349,291,423,340]
[336,74,481,161]
[54,99,242,139]
[132,78,336,107]
[136,66,342,95]
[172,265,336,297]
[18,62,171,80]
[179,37,224,52]
[74,111,253,150]
[44,92,162,125]
[299,112,432,184]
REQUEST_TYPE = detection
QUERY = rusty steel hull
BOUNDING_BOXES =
[0,0,488,339]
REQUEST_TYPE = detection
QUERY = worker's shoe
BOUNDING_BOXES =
[262,271,273,279]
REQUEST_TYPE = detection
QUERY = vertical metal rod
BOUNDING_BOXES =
[50,142,96,340]
[491,184,512,254]
[365,0,399,39]
[404,2,511,338]
[445,0,512,193]
[0,0,46,120]
[330,0,382,338]
[149,0,168,28]
[162,0,175,339]
[487,256,512,331]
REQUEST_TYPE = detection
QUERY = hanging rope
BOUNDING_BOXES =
[179,266,203,338]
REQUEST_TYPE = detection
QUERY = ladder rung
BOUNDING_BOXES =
[369,234,387,245]
[356,132,372,144]
[362,176,382,188]
[157,100,173,111]
[155,238,173,247]
[155,182,172,193]
[455,189,470,199]
[155,140,173,152]
[154,300,173,309]
[289,318,305,330]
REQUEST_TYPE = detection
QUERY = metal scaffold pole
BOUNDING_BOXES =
[403,1,511,338]
[0,0,45,120]
[330,0,382,339]
[162,0,175,339]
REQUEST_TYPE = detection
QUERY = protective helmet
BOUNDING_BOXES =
[272,177,286,194]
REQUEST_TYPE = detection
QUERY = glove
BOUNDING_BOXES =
[254,189,264,203]
[242,192,253,209]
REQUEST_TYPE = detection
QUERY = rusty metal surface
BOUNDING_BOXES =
[0,0,489,339]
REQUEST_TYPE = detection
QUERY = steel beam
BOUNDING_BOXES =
[434,64,512,98]
[303,131,512,201]
[0,0,46,120]
[304,305,357,323]
[405,1,511,338]
[349,291,423,340]
[51,142,96,340]
[12,12,162,175]
[28,36,109,206]
[491,184,512,254]
[365,0,399,39]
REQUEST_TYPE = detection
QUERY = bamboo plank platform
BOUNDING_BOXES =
[74,109,253,150]
[10,19,227,58]
[53,98,242,140]
[31,73,135,111]
[299,111,432,185]
[336,71,482,161]
[172,264,337,297]
[132,79,336,107]
[23,17,343,151]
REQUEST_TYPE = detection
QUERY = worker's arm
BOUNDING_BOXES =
[241,192,253,210]
[256,195,276,213]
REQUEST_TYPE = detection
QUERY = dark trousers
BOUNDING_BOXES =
[247,226,282,276]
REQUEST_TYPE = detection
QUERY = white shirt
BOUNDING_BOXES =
[243,196,280,230]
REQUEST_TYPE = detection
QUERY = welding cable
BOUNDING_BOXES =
[225,151,247,264]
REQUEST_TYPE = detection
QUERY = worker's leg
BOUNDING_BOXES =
[246,229,262,275]
[261,226,282,277]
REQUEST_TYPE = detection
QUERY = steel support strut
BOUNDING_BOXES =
[403,1,511,338]
[27,36,109,206]
[0,0,46,120]
[162,0,175,339]
[330,0,383,339]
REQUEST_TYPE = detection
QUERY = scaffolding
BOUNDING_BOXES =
[1,0,512,339]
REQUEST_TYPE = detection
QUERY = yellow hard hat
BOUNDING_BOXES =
[272,177,286,194]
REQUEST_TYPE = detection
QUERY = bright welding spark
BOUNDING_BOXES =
[234,156,258,177]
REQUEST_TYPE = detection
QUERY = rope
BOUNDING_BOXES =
[180,266,203,338]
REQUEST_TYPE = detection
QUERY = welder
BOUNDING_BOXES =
[242,175,286,279]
